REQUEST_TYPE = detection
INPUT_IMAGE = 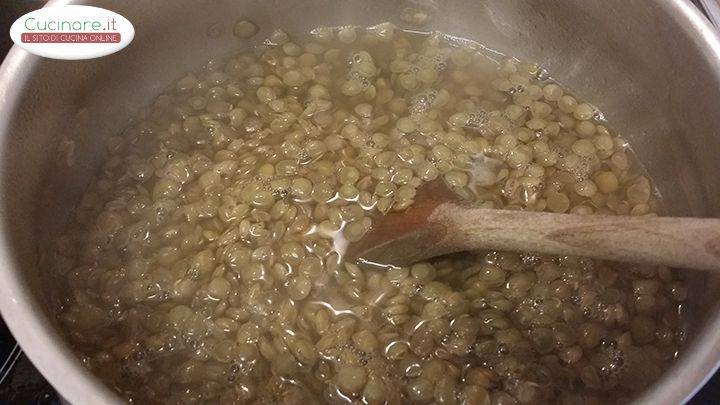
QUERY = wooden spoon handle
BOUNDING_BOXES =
[436,204,720,270]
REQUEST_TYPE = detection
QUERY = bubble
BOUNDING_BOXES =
[535,67,550,82]
[466,109,489,129]
[567,156,593,181]
[497,343,509,355]
[409,88,439,117]
[296,150,311,165]
[272,188,289,200]
[347,69,371,89]
[520,253,541,266]
[600,338,618,351]
[432,54,448,71]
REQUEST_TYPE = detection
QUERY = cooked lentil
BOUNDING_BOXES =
[50,24,686,404]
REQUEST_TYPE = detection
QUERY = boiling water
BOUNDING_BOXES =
[48,23,686,404]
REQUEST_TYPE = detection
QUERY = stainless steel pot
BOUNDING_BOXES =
[1,0,720,403]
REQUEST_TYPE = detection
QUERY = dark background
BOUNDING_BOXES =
[0,1,719,403]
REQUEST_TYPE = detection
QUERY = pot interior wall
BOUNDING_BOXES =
[2,0,720,402]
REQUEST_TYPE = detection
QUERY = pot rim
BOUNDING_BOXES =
[0,1,719,404]
[0,2,123,403]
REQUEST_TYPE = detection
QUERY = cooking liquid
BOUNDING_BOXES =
[49,24,685,404]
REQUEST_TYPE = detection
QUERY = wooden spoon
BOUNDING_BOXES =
[347,180,720,270]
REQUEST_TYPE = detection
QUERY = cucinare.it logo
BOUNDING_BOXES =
[9,5,134,60]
